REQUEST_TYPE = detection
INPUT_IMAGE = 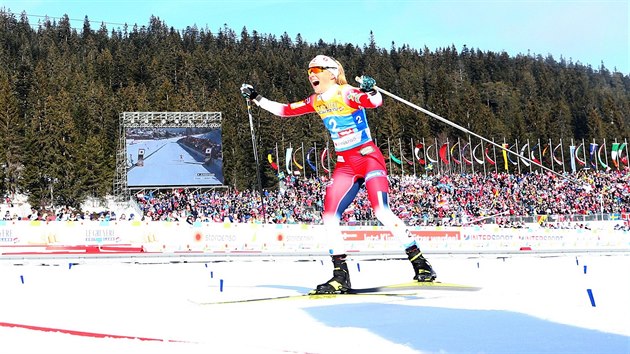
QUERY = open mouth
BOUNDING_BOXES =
[311,79,320,87]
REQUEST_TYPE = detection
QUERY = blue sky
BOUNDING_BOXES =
[2,0,628,74]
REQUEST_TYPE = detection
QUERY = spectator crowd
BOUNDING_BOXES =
[2,170,628,227]
[130,170,630,226]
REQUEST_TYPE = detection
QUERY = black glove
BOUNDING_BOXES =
[240,84,260,101]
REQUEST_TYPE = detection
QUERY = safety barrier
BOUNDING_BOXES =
[0,220,628,256]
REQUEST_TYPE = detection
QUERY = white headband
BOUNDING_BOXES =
[309,55,339,78]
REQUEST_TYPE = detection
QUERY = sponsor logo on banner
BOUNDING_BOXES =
[0,229,18,244]
[518,234,564,241]
[284,234,315,243]
[342,230,396,241]
[85,229,120,243]
[468,234,514,241]
[408,230,461,241]
[342,230,461,241]
[203,234,237,242]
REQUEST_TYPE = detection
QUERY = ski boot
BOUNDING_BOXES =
[311,254,351,294]
[405,244,436,282]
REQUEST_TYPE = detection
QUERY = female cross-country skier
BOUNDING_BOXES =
[240,55,436,294]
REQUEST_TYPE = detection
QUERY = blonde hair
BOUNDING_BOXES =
[334,59,348,85]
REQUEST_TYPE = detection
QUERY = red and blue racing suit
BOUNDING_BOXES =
[256,84,412,254]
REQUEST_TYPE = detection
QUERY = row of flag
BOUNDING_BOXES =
[265,138,630,176]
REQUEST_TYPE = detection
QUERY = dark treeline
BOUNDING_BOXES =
[0,10,629,208]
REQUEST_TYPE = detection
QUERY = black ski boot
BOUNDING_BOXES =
[311,254,351,294]
[405,244,436,282]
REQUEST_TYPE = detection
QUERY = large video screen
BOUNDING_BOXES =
[125,127,224,187]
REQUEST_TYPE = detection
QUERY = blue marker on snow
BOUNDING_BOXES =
[586,289,596,307]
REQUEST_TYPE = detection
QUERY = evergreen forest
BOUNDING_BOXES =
[0,10,629,208]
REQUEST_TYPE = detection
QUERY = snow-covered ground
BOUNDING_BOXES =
[0,252,628,354]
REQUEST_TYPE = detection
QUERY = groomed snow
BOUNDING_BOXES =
[0,252,628,354]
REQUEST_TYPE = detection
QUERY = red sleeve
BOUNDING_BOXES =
[342,86,383,109]
[258,94,317,117]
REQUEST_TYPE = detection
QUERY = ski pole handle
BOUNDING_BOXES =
[355,76,375,88]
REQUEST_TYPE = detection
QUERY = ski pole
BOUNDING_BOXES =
[355,76,578,183]
[245,97,267,223]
